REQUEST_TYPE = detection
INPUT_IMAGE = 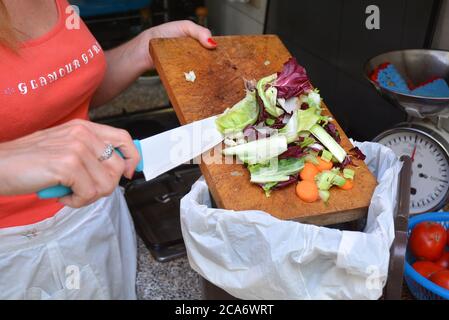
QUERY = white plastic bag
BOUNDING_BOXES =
[180,141,402,300]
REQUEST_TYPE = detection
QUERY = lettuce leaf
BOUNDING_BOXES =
[274,58,313,100]
[257,74,285,118]
[297,106,321,132]
[249,158,304,184]
[215,90,258,134]
[299,89,322,110]
[262,182,278,197]
[279,106,321,143]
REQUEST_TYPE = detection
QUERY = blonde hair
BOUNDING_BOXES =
[0,0,17,49]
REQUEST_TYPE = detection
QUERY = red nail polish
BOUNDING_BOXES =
[207,38,217,46]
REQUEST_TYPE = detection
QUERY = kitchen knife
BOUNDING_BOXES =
[37,115,223,199]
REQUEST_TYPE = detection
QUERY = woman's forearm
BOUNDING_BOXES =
[90,29,154,108]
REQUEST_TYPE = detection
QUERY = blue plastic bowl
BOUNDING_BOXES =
[404,212,449,300]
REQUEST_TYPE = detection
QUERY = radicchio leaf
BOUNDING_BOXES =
[274,58,313,100]
[325,122,341,144]
[243,125,259,141]
[257,95,271,124]
[349,147,366,161]
[279,145,305,159]
[335,156,354,169]
[269,114,287,129]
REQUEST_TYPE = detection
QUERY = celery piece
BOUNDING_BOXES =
[343,168,355,180]
[315,170,346,190]
[304,154,319,165]
[315,172,335,191]
[319,190,330,203]
[321,150,333,162]
[300,136,316,149]
[310,124,347,163]
[332,174,346,187]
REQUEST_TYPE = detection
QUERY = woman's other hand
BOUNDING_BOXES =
[140,20,217,70]
[0,120,140,208]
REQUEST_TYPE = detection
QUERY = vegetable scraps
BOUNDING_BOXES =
[216,57,364,201]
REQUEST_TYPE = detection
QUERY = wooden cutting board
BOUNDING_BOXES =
[149,35,377,226]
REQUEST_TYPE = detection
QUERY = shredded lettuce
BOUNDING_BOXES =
[216,57,351,201]
[222,135,288,165]
[279,110,299,143]
[279,106,321,143]
[262,182,278,197]
[249,158,304,184]
[299,89,322,110]
[215,90,258,134]
[298,107,321,132]
[257,74,285,118]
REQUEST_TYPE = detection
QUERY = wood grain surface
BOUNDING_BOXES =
[149,35,377,225]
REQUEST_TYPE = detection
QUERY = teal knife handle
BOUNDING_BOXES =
[37,140,143,199]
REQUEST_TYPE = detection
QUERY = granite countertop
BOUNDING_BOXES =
[136,237,203,300]
[89,76,169,121]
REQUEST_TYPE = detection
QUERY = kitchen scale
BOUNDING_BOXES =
[365,49,449,214]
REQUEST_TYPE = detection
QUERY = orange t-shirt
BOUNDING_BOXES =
[0,0,107,228]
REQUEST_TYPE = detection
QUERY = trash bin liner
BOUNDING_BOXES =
[180,141,402,299]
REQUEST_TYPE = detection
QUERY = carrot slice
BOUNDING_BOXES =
[339,179,354,190]
[300,163,320,182]
[296,180,319,203]
[316,157,333,172]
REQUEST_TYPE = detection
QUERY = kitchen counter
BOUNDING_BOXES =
[90,76,169,121]
[136,237,202,300]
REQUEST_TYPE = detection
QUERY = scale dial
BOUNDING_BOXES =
[375,126,449,214]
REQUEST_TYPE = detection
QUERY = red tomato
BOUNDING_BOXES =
[413,261,445,278]
[436,251,449,269]
[430,270,449,290]
[409,222,447,261]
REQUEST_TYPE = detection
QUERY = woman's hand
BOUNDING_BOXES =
[139,20,217,71]
[0,120,140,208]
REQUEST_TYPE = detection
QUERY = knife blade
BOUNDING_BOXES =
[37,115,223,199]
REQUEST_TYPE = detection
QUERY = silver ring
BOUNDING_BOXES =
[98,143,114,162]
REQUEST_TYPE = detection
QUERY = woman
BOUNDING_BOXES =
[0,0,216,299]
